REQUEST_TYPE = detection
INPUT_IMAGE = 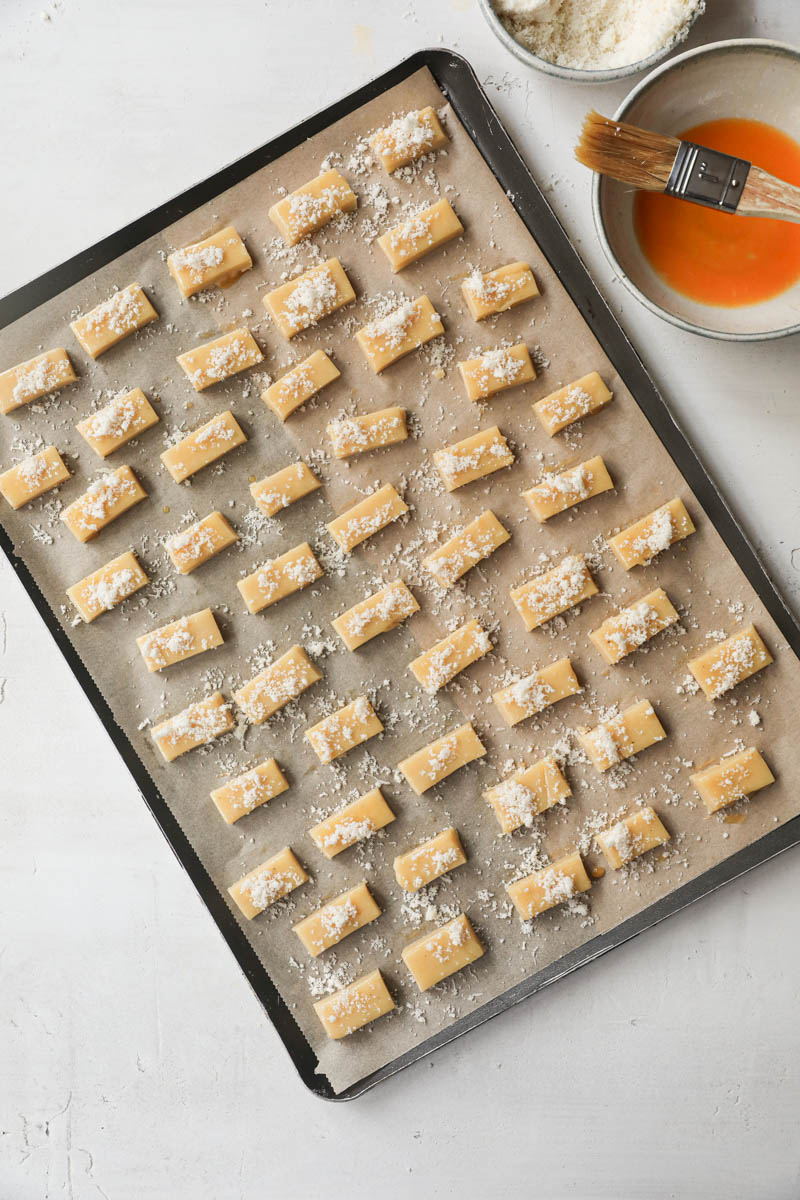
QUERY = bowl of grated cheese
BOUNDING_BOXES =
[480,0,706,83]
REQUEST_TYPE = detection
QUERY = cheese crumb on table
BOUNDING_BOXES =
[165,511,238,574]
[422,509,510,588]
[76,387,159,458]
[597,806,670,869]
[461,261,538,321]
[262,350,340,421]
[161,411,247,483]
[308,787,396,858]
[313,969,395,1039]
[402,913,484,991]
[0,347,77,415]
[210,758,289,825]
[327,483,408,552]
[293,882,381,957]
[332,579,419,651]
[136,608,223,673]
[228,847,308,920]
[506,852,591,919]
[393,827,467,891]
[433,424,514,491]
[305,695,383,764]
[70,283,158,359]
[355,295,444,373]
[522,454,613,522]
[233,644,322,724]
[398,722,486,795]
[688,623,773,699]
[176,328,263,392]
[151,691,234,762]
[492,656,580,726]
[60,465,146,542]
[237,542,324,615]
[269,169,357,246]
[0,446,70,509]
[371,106,448,173]
[609,497,695,569]
[690,747,775,813]
[484,756,570,833]
[458,343,535,402]
[66,550,149,623]
[510,552,597,630]
[533,370,612,435]
[264,258,355,339]
[578,699,666,772]
[167,225,252,297]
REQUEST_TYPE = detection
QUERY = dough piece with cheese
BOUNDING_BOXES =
[305,696,383,764]
[506,852,591,919]
[332,580,419,651]
[398,723,486,795]
[250,462,320,518]
[0,348,77,415]
[484,757,570,834]
[76,388,159,458]
[309,788,396,859]
[589,588,679,665]
[167,225,252,297]
[461,261,538,321]
[151,691,234,763]
[314,970,395,1040]
[262,350,340,421]
[136,608,223,672]
[228,847,308,919]
[402,913,484,991]
[237,543,323,614]
[355,296,443,373]
[60,466,146,542]
[434,425,514,491]
[66,551,149,623]
[327,483,408,553]
[458,343,535,402]
[71,283,158,358]
[0,446,70,509]
[578,699,666,772]
[493,657,580,726]
[371,106,448,172]
[597,806,670,869]
[394,827,466,892]
[269,169,357,245]
[161,411,246,483]
[378,198,463,271]
[327,406,408,459]
[422,509,510,588]
[523,455,613,522]
[210,759,289,824]
[533,371,612,436]
[176,329,263,392]
[510,553,597,630]
[165,511,238,574]
[409,619,491,693]
[688,624,773,699]
[609,498,695,569]
[690,747,775,813]
[264,258,355,339]
[293,883,381,957]
[234,645,322,723]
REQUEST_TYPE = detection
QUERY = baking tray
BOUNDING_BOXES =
[2,48,800,1101]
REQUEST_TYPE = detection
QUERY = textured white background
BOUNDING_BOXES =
[2,1,799,1197]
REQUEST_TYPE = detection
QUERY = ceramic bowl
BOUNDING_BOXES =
[593,39,800,341]
[478,0,704,83]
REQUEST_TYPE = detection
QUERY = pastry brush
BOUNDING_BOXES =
[575,110,800,223]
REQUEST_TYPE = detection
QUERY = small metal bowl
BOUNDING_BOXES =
[478,0,704,83]
[593,39,800,341]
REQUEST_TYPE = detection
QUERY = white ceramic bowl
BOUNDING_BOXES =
[593,39,800,341]
[478,0,704,83]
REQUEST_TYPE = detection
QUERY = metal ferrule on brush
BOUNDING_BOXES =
[665,142,751,213]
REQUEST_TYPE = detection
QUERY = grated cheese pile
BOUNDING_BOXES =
[493,0,705,71]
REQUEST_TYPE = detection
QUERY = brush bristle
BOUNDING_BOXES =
[575,111,681,192]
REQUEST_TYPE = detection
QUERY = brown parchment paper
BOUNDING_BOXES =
[2,67,799,1095]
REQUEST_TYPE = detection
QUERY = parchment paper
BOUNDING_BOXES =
[2,67,799,1095]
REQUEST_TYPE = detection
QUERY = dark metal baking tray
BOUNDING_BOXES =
[2,48,799,1101]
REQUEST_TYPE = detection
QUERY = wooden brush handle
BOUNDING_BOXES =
[740,166,800,224]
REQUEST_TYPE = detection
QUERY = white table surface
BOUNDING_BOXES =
[2,1,799,1196]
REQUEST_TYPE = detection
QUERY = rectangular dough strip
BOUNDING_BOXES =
[305,696,383,764]
[332,580,419,651]
[233,644,322,724]
[250,461,321,517]
[355,296,443,373]
[578,699,666,772]
[327,406,408,459]
[458,343,536,402]
[461,261,538,321]
[313,969,395,1039]
[398,722,486,795]
[60,466,146,542]
[70,283,157,358]
[269,169,357,245]
[165,511,238,574]
[492,657,581,726]
[409,618,491,693]
[371,106,448,172]
[609,497,695,569]
[690,747,775,813]
[151,691,234,763]
[522,454,613,522]
[228,847,308,920]
[0,347,77,414]
[422,508,510,588]
[402,913,484,992]
[483,757,570,834]
[377,198,463,271]
[176,328,263,392]
[167,225,252,297]
[326,483,408,552]
[263,258,355,339]
[533,371,612,436]
[309,787,396,859]
[510,552,598,630]
[506,852,591,919]
[293,882,381,957]
[597,806,670,869]
[0,446,70,509]
[688,624,773,699]
[136,608,223,673]
[66,550,149,623]
[589,588,679,665]
[160,410,247,483]
[393,827,467,891]
[433,424,514,491]
[237,542,323,615]
[76,387,159,458]
[262,350,340,421]
[210,759,289,825]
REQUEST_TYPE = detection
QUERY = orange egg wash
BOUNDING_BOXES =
[634,118,800,307]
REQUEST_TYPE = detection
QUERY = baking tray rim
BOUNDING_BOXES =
[2,46,799,1102]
